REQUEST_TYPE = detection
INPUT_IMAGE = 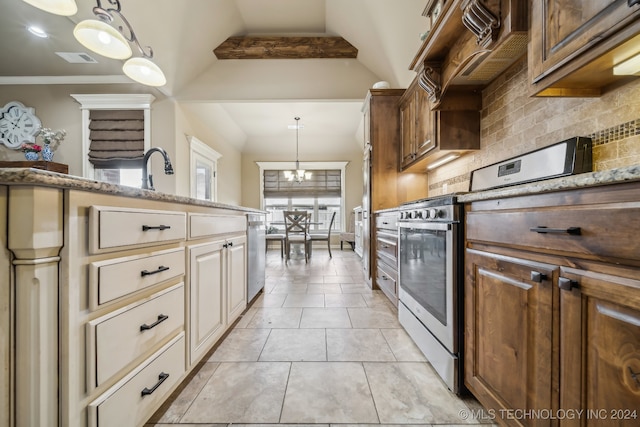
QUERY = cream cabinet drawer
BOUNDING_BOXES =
[87,284,185,390]
[89,248,185,308]
[189,213,246,239]
[88,333,185,427]
[89,206,186,254]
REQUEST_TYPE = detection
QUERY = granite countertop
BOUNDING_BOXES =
[0,167,264,213]
[457,164,640,203]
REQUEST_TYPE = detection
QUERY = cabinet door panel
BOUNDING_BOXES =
[227,236,247,324]
[465,249,555,427]
[189,242,225,364]
[400,94,415,167]
[414,89,436,158]
[559,269,640,426]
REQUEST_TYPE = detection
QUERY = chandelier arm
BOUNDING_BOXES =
[93,0,154,58]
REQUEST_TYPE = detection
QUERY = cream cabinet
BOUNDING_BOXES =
[188,230,246,365]
[2,182,251,427]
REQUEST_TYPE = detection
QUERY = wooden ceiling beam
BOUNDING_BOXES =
[213,36,358,59]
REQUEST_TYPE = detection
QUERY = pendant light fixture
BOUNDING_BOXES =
[24,0,165,86]
[21,0,77,16]
[284,117,312,183]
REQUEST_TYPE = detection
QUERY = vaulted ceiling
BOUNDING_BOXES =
[0,0,428,154]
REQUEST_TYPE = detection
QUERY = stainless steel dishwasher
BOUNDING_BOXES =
[246,213,266,302]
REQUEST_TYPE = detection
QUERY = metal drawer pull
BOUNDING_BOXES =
[530,226,581,235]
[140,314,169,331]
[141,265,170,277]
[558,277,580,291]
[142,224,171,231]
[530,271,547,283]
[141,372,169,396]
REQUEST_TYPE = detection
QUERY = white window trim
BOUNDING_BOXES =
[187,135,222,202]
[256,161,349,230]
[70,94,155,180]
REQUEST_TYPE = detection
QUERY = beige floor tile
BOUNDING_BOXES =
[324,293,367,308]
[341,284,374,293]
[381,328,427,361]
[280,362,379,423]
[324,275,357,284]
[307,284,342,294]
[364,362,471,424]
[252,293,287,307]
[326,329,396,361]
[259,329,326,361]
[245,308,302,328]
[148,362,219,423]
[282,293,325,307]
[270,283,308,294]
[300,308,352,328]
[234,307,258,328]
[348,306,402,328]
[181,362,290,424]
[208,329,271,362]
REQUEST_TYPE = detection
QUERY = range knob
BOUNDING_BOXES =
[429,208,440,219]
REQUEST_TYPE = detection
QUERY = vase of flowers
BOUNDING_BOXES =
[21,143,42,161]
[38,128,66,162]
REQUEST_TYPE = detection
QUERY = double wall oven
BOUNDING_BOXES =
[397,195,464,394]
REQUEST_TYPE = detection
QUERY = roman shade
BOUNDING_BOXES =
[264,169,341,198]
[88,109,144,169]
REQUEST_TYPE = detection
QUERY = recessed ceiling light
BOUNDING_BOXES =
[27,25,49,38]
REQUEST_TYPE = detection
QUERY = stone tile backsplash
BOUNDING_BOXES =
[428,58,640,195]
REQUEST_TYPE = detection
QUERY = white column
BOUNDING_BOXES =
[8,186,63,427]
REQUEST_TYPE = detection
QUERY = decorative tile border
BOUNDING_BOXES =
[588,119,640,146]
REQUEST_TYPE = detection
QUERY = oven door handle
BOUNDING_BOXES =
[398,222,452,231]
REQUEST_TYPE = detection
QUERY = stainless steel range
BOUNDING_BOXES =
[397,194,464,394]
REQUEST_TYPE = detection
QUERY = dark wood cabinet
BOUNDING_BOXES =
[399,80,480,172]
[464,181,640,427]
[529,0,640,96]
[557,267,640,427]
[465,249,554,427]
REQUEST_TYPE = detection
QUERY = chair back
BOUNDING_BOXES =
[327,211,337,237]
[283,210,310,238]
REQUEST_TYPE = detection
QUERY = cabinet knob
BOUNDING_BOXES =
[559,277,580,291]
[530,271,547,283]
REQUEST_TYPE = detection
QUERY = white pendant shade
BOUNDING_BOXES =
[22,0,77,16]
[123,57,167,87]
[73,19,132,60]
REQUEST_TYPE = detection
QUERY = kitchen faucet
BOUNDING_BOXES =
[141,147,174,190]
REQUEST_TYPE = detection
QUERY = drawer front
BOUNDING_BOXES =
[90,248,185,308]
[189,214,246,239]
[376,232,398,265]
[376,261,397,304]
[87,284,185,389]
[88,333,185,427]
[376,212,398,231]
[467,205,640,263]
[90,206,186,254]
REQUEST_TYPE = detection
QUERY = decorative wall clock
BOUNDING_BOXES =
[0,101,42,149]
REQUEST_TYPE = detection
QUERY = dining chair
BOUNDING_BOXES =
[309,211,336,258]
[283,210,311,262]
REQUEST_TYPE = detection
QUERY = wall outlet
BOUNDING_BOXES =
[443,183,448,193]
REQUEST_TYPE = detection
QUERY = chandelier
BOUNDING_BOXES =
[22,0,166,87]
[283,117,312,183]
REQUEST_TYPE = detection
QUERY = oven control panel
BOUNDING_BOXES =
[398,205,458,223]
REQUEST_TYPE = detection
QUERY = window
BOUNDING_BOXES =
[71,94,154,186]
[188,135,221,201]
[257,161,348,232]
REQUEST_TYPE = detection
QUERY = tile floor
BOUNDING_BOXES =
[147,248,495,427]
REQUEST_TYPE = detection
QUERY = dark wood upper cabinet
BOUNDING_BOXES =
[529,0,640,96]
[411,0,527,108]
